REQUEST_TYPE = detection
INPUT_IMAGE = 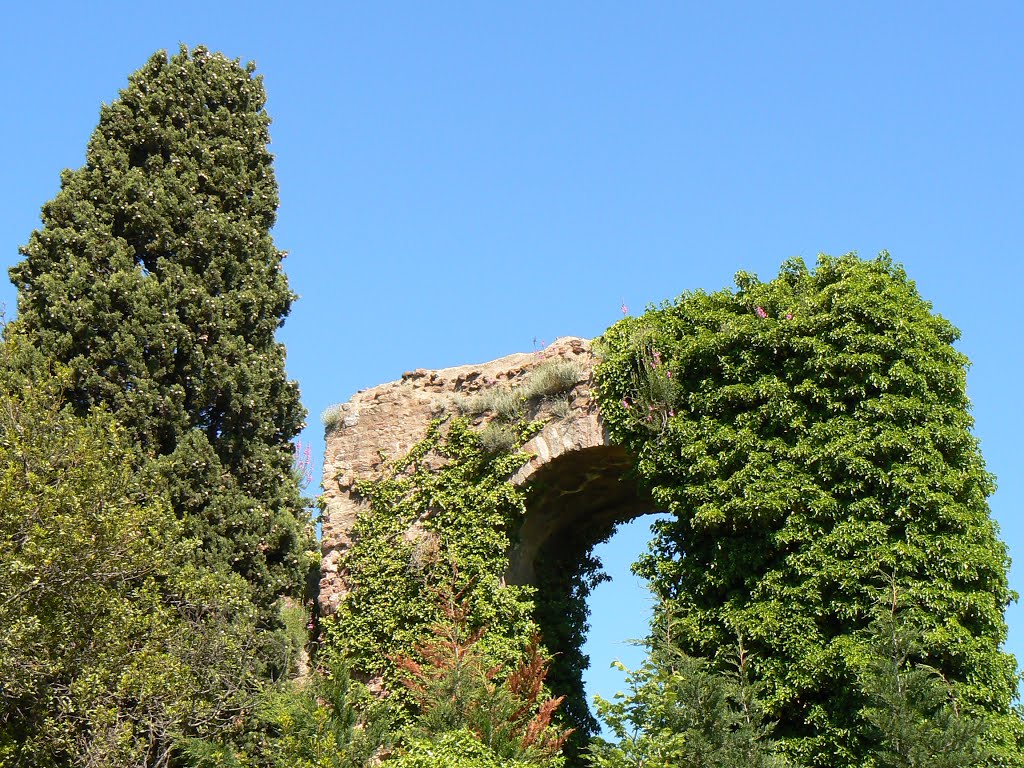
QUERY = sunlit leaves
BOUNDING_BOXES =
[594,253,1022,764]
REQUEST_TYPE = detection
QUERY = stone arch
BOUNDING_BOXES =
[318,336,649,614]
[317,336,655,742]
[316,258,1022,765]
[505,441,651,586]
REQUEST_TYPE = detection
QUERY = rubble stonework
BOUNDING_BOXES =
[318,336,650,614]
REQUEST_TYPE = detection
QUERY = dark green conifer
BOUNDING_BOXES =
[859,608,990,767]
[10,46,309,618]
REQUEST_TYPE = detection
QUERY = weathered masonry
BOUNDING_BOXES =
[318,336,650,614]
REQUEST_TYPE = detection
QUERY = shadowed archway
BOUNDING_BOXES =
[506,443,651,586]
[508,441,657,740]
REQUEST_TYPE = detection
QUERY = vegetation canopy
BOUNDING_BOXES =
[593,253,1022,764]
[1,39,1019,768]
[9,45,312,621]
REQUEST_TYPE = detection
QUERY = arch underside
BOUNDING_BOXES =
[507,444,657,743]
[506,444,653,586]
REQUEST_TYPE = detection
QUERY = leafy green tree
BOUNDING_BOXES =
[857,595,991,767]
[9,45,310,618]
[177,658,390,768]
[594,254,1023,764]
[588,632,790,768]
[0,333,265,767]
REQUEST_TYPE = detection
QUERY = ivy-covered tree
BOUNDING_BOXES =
[595,254,1023,765]
[9,46,310,616]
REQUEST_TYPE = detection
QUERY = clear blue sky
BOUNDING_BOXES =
[3,2,1022,712]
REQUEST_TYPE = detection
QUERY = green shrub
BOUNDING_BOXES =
[462,360,582,422]
[519,361,585,401]
[544,394,573,420]
[321,404,346,429]
[387,730,560,768]
[464,387,523,422]
[478,422,518,454]
[392,590,570,766]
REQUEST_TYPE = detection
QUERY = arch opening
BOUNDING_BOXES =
[506,444,659,745]
[582,516,669,735]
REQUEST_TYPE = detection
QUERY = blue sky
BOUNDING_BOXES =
[3,2,1022,711]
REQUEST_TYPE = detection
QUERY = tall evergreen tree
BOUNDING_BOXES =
[10,46,309,618]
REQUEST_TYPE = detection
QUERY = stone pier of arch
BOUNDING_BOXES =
[318,336,651,615]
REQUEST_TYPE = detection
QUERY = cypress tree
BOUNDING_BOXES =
[10,46,309,619]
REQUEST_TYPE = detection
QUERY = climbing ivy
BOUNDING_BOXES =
[593,253,1022,765]
[323,418,541,711]
[323,253,1020,766]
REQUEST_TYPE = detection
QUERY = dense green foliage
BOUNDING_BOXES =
[386,730,548,768]
[393,590,571,764]
[0,335,265,767]
[588,632,790,768]
[177,658,389,768]
[9,46,311,618]
[593,254,1022,765]
[857,605,991,766]
[323,418,539,707]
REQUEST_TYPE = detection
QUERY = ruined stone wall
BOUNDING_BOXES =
[318,337,634,614]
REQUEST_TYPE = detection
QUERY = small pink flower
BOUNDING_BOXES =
[649,405,655,411]
[621,399,630,409]
[786,312,793,320]
[755,306,768,319]
[620,301,628,316]
[668,410,675,417]
[666,370,672,378]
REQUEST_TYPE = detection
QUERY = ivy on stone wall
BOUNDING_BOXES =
[593,253,1022,765]
[323,418,540,711]
[322,373,603,760]
[322,253,1021,766]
